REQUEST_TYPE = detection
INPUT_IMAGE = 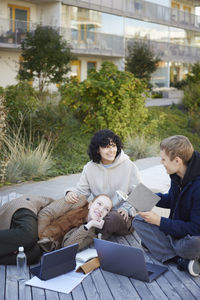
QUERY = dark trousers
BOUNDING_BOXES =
[97,210,133,240]
[0,208,42,265]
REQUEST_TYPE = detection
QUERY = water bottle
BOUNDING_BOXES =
[17,246,27,281]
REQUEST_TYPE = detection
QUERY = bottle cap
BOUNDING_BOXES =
[19,246,24,252]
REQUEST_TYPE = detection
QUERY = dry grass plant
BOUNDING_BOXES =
[124,135,159,160]
[3,129,53,183]
[0,96,8,183]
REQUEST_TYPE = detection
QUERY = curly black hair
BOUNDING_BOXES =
[88,129,122,163]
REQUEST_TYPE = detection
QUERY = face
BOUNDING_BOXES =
[88,195,112,221]
[99,142,117,165]
[160,150,180,175]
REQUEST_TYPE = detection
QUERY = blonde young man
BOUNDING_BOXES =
[133,135,200,276]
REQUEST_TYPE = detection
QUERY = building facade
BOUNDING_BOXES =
[0,0,200,88]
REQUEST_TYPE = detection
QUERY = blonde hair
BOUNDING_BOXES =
[160,135,194,164]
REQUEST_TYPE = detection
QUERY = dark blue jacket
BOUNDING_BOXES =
[157,151,200,238]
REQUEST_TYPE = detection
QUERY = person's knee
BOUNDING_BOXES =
[132,215,144,229]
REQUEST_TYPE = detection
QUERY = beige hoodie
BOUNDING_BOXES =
[65,150,142,215]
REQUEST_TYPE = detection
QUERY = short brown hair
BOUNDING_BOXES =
[160,135,194,164]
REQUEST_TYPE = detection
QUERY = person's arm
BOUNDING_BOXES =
[64,165,92,203]
[62,225,96,251]
[140,188,200,238]
[38,196,87,237]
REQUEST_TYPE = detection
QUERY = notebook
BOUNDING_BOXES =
[94,238,168,282]
[117,182,160,212]
[30,243,78,280]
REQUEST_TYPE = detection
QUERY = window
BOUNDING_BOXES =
[87,61,96,75]
[70,60,81,81]
[8,4,30,33]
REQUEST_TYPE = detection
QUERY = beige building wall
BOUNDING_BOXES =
[0,50,20,87]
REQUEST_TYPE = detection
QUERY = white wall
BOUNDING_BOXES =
[0,50,20,87]
[37,3,61,27]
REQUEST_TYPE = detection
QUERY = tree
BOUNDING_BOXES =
[125,41,160,85]
[60,61,160,139]
[18,25,75,92]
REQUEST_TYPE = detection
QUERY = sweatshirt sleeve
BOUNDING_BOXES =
[64,165,92,198]
[62,225,96,251]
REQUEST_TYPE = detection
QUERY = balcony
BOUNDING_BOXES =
[0,18,35,50]
[1,16,200,63]
[0,17,125,57]
[60,27,125,57]
[127,38,200,64]
[65,0,200,32]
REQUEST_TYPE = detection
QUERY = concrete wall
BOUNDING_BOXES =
[0,50,20,87]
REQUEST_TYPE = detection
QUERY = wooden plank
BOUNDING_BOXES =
[0,265,6,300]
[81,274,103,300]
[5,266,18,300]
[44,290,60,300]
[71,283,87,300]
[90,268,114,300]
[59,292,73,300]
[127,233,198,300]
[168,264,200,299]
[31,286,46,300]
[101,269,140,300]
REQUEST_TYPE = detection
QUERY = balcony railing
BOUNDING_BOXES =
[60,27,125,57]
[65,0,200,32]
[127,38,200,63]
[0,17,200,63]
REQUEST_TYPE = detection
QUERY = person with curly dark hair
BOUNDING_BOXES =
[65,129,142,239]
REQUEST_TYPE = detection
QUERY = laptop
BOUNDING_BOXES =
[30,243,78,280]
[94,239,167,282]
[117,182,160,212]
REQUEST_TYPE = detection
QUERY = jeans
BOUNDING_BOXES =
[133,215,200,263]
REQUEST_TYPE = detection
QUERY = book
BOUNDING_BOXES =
[127,182,160,212]
[119,183,160,212]
[76,248,98,263]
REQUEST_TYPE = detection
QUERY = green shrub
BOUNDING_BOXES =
[3,81,39,129]
[3,131,53,183]
[148,106,200,151]
[60,61,160,140]
[124,135,160,160]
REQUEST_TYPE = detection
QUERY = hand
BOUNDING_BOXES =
[118,208,129,222]
[85,219,105,230]
[139,211,161,226]
[65,192,79,203]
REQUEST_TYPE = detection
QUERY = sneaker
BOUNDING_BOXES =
[188,260,200,277]
[177,258,200,277]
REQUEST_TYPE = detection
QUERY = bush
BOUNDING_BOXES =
[60,61,160,140]
[3,82,39,129]
[148,106,200,151]
[124,135,159,160]
[3,131,53,183]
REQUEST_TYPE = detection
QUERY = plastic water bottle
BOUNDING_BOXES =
[17,246,27,281]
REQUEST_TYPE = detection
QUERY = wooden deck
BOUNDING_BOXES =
[1,194,200,300]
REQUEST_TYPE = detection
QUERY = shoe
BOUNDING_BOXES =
[177,257,200,277]
[188,260,200,277]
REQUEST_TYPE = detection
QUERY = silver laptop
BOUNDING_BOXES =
[118,183,160,212]
[94,238,167,282]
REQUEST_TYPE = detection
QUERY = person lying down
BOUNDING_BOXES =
[38,194,112,252]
